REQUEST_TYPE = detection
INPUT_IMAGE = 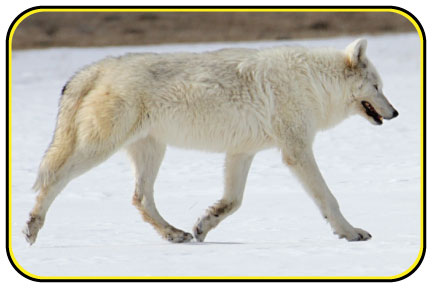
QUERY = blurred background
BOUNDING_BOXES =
[12,11,416,49]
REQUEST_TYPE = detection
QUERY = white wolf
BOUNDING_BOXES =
[24,39,398,244]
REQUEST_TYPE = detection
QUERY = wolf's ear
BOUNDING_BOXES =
[345,38,368,68]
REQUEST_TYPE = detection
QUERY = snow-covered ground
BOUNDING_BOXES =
[10,33,422,278]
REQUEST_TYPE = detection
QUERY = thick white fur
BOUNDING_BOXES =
[24,39,398,244]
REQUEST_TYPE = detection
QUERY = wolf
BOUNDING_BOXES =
[24,39,398,245]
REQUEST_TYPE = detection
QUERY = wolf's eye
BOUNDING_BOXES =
[373,84,378,90]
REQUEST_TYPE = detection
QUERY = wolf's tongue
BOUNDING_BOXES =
[362,101,383,124]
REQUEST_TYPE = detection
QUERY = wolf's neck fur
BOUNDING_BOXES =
[257,46,355,133]
[305,49,355,131]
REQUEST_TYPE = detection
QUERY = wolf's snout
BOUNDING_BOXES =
[384,108,399,120]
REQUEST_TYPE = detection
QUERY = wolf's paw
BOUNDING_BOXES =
[23,215,44,245]
[193,215,216,242]
[193,218,208,242]
[23,226,37,245]
[335,227,372,241]
[163,228,193,243]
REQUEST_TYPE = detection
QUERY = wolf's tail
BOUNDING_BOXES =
[32,66,99,191]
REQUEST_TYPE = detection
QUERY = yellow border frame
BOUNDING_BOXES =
[6,6,426,282]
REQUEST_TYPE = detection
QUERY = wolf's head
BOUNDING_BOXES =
[345,39,398,125]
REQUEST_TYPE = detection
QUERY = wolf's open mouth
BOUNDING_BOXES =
[362,101,383,125]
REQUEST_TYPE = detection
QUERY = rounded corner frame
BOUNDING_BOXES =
[5,5,426,283]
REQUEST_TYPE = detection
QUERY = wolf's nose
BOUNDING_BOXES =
[392,110,399,118]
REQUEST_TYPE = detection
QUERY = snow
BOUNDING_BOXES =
[9,33,422,278]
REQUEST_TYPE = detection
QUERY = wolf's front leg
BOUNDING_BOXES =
[283,148,371,241]
[193,153,255,242]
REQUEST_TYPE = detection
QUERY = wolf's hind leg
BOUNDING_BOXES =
[24,180,68,245]
[127,137,193,243]
[25,96,144,244]
[193,153,254,242]
[24,140,123,245]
